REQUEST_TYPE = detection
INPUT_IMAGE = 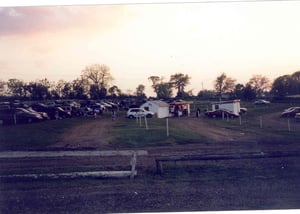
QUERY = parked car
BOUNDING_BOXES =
[239,107,248,114]
[0,108,44,124]
[254,99,270,105]
[205,109,239,118]
[294,113,300,120]
[31,103,71,119]
[127,108,155,119]
[281,107,300,117]
[80,107,95,116]
[26,107,49,120]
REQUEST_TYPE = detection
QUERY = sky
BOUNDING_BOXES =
[1,0,300,97]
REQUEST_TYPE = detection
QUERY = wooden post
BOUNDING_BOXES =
[288,118,291,132]
[139,116,142,127]
[156,160,163,174]
[166,118,169,137]
[239,115,242,126]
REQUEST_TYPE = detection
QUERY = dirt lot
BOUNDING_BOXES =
[1,115,300,213]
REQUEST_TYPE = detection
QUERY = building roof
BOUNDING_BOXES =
[146,100,169,107]
[212,99,240,105]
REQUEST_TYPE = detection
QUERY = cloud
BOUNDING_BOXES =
[0,5,131,37]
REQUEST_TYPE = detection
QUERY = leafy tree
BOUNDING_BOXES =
[7,79,27,98]
[108,85,121,98]
[197,89,215,99]
[27,79,51,100]
[148,76,160,86]
[148,76,173,99]
[61,81,73,99]
[0,80,6,96]
[155,82,173,99]
[248,74,271,98]
[214,73,236,100]
[170,73,191,97]
[135,84,146,98]
[271,75,296,98]
[243,83,256,100]
[72,78,88,99]
[233,83,245,99]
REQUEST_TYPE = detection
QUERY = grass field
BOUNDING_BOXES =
[1,101,300,150]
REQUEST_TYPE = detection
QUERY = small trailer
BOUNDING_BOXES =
[211,99,241,116]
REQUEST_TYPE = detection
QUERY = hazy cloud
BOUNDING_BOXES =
[0,5,131,36]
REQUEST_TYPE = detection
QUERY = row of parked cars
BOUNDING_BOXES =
[0,100,119,125]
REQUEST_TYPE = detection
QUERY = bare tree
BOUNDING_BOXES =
[82,64,114,99]
[82,64,113,88]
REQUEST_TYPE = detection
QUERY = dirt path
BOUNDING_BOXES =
[51,118,115,149]
[170,117,257,143]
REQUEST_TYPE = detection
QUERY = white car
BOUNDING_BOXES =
[126,108,154,119]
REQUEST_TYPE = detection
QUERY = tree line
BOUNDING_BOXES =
[1,63,300,101]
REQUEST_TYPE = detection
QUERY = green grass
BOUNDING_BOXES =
[1,101,300,151]
[0,117,97,151]
[200,101,300,143]
[111,118,208,147]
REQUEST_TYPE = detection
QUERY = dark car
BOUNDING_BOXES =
[31,103,71,119]
[0,108,44,125]
[281,107,300,117]
[205,109,239,118]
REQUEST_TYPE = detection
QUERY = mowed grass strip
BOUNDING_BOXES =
[111,118,208,147]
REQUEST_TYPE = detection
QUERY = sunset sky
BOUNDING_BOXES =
[1,0,300,96]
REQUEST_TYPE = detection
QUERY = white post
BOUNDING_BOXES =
[130,152,137,180]
[260,116,263,128]
[166,118,169,137]
[144,117,148,130]
[288,118,291,132]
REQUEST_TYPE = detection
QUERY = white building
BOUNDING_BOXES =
[212,99,241,116]
[140,100,170,118]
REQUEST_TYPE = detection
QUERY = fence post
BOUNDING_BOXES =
[239,115,242,126]
[166,118,169,137]
[139,116,142,127]
[288,118,291,132]
[144,117,148,130]
[13,114,17,125]
[130,152,137,180]
[260,116,263,128]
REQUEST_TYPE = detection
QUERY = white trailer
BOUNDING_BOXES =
[212,100,241,116]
